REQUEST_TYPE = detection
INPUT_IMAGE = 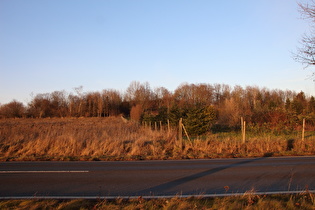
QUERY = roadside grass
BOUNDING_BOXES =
[0,193,314,209]
[0,117,315,161]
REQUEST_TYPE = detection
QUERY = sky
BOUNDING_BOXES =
[1,0,315,104]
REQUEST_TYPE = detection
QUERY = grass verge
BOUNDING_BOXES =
[0,193,314,209]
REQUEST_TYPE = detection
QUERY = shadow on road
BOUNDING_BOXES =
[136,157,265,196]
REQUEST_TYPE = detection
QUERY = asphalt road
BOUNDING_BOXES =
[0,156,314,198]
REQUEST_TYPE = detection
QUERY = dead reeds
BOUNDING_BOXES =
[0,117,314,161]
[0,192,314,209]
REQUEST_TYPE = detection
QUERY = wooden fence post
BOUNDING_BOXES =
[241,117,246,144]
[182,123,191,143]
[243,121,246,144]
[241,117,244,134]
[302,118,305,142]
[179,118,183,148]
[167,119,170,137]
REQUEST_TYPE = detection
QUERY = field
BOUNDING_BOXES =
[0,193,314,209]
[1,117,315,209]
[1,117,315,161]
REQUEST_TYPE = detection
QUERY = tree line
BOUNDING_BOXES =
[1,81,315,135]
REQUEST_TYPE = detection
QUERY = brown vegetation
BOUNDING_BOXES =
[1,117,314,161]
[1,82,315,135]
[0,193,314,209]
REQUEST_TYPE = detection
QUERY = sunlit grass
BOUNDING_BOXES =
[0,117,314,161]
[0,193,314,209]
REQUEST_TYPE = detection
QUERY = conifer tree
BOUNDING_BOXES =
[185,106,218,136]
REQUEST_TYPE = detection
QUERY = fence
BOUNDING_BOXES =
[142,117,308,149]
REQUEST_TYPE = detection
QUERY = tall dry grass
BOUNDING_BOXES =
[0,117,314,161]
[1,192,314,209]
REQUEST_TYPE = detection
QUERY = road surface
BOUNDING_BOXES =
[0,156,314,198]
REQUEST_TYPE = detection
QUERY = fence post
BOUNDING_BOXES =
[302,118,305,142]
[155,121,157,131]
[241,117,243,133]
[167,119,170,137]
[160,121,162,132]
[179,118,183,149]
[182,123,191,143]
[243,121,246,144]
[241,117,246,144]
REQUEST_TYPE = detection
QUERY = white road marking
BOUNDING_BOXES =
[0,171,89,173]
[1,190,315,200]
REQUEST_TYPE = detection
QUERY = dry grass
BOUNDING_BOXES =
[0,117,315,161]
[0,193,314,209]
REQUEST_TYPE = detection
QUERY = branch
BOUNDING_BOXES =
[293,34,315,68]
[298,0,315,21]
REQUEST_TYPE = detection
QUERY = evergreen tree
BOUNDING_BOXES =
[308,96,315,113]
[185,106,218,136]
[169,105,186,126]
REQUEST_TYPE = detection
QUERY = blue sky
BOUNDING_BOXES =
[1,0,314,104]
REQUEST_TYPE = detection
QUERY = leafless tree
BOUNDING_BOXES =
[294,1,315,68]
[102,89,122,116]
[0,100,25,118]
[125,81,152,109]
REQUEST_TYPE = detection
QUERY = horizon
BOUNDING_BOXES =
[2,81,314,106]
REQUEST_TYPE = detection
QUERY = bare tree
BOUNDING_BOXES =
[125,81,152,109]
[102,89,122,116]
[294,1,315,68]
[173,83,214,108]
[0,100,25,118]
